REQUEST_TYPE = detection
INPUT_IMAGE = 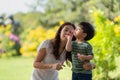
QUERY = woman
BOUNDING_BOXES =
[30,22,76,80]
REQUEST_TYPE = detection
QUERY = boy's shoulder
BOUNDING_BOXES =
[71,41,92,47]
[72,41,78,44]
[72,41,76,43]
[84,41,93,48]
[84,41,90,45]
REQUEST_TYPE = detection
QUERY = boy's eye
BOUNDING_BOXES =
[76,28,81,31]
[76,29,79,31]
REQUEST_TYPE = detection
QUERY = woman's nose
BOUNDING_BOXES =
[67,31,73,35]
[66,31,70,35]
[71,30,75,33]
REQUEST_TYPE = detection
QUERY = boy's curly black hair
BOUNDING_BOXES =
[78,22,95,41]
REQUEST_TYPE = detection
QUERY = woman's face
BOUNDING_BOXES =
[60,25,74,42]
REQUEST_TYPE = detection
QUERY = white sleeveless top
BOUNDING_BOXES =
[30,40,66,80]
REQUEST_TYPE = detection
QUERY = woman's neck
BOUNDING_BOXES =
[60,41,66,49]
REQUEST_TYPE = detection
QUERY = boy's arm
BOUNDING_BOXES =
[85,54,94,60]
[78,43,94,61]
[83,62,96,70]
[78,54,95,70]
[77,54,94,61]
[86,43,94,60]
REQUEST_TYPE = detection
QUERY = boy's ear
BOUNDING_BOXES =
[83,33,87,38]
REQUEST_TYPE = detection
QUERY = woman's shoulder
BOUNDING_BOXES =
[42,39,52,44]
[37,39,52,52]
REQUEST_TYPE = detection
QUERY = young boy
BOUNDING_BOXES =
[66,22,95,80]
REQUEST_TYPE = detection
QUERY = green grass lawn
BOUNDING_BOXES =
[0,57,72,80]
[0,56,120,80]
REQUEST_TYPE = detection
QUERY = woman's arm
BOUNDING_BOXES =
[33,48,63,70]
[65,29,74,52]
[33,48,51,69]
[65,38,72,52]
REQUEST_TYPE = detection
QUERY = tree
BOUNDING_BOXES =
[27,0,120,28]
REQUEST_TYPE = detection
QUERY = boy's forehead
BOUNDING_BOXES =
[76,26,82,28]
[77,24,84,28]
[77,24,82,27]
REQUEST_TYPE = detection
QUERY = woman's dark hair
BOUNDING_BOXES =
[78,22,95,41]
[52,22,76,60]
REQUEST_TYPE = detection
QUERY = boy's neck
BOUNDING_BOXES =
[76,38,85,43]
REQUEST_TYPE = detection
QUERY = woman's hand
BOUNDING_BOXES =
[66,30,74,40]
[52,63,65,70]
[65,30,74,52]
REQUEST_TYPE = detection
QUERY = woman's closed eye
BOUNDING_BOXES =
[65,29,68,32]
[65,29,71,33]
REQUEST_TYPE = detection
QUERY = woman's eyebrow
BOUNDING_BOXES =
[65,27,69,29]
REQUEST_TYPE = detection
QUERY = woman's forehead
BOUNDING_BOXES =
[64,25,74,29]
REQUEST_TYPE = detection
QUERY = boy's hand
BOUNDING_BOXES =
[77,53,86,61]
[83,62,96,70]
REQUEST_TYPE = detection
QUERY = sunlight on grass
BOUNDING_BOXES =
[0,57,34,80]
[109,56,120,79]
[1,56,119,80]
[0,57,72,80]
[59,65,72,80]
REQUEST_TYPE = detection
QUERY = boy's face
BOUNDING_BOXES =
[74,25,87,39]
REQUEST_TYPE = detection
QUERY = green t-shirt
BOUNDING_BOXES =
[71,41,93,74]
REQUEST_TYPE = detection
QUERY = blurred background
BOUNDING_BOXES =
[0,0,120,80]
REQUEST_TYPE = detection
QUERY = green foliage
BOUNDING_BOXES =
[19,22,61,57]
[0,24,21,58]
[89,10,120,80]
[1,0,120,79]
[26,0,120,28]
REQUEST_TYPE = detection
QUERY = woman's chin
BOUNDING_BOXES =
[61,38,67,42]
